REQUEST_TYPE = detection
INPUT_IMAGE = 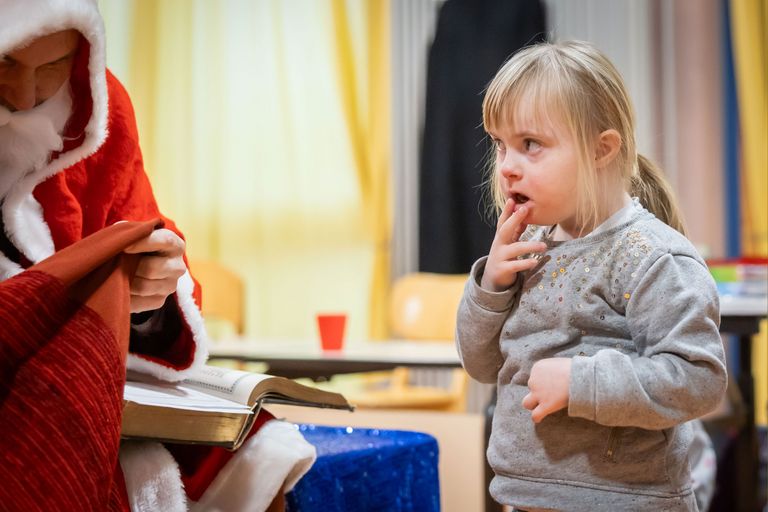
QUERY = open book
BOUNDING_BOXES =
[122,365,353,449]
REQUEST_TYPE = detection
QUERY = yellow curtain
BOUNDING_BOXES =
[730,0,767,425]
[329,0,391,338]
[99,0,391,341]
[731,0,767,256]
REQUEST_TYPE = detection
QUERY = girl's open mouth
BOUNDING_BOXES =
[512,193,530,204]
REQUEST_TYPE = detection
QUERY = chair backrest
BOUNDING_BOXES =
[189,259,245,335]
[388,272,468,340]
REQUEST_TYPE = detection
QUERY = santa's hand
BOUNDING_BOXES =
[123,228,186,313]
[522,357,572,423]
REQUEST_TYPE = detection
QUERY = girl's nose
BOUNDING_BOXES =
[499,152,522,181]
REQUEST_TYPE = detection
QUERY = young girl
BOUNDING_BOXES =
[456,41,726,511]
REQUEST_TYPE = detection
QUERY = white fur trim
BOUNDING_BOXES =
[2,191,56,263]
[119,441,187,512]
[126,270,210,382]
[0,0,109,264]
[0,253,22,281]
[191,420,317,512]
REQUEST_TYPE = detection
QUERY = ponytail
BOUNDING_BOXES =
[630,155,687,236]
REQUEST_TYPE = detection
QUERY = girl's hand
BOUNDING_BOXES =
[522,357,572,423]
[480,199,546,291]
[123,228,187,313]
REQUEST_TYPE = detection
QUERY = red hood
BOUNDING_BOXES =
[0,0,108,176]
[0,0,110,276]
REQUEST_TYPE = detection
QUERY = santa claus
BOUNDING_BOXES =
[0,1,314,510]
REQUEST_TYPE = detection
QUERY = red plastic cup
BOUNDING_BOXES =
[316,313,347,351]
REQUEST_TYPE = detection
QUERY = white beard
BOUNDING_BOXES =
[0,83,73,201]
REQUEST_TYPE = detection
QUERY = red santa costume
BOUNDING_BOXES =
[0,1,315,510]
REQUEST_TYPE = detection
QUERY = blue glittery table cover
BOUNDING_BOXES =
[286,424,440,512]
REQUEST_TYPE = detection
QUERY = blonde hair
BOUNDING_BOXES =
[482,41,686,235]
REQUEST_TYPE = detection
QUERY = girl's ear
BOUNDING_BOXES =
[594,129,621,169]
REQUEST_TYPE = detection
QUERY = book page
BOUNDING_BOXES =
[124,381,252,414]
[182,365,272,405]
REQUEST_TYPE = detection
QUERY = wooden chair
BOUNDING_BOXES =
[347,272,470,412]
[188,259,245,335]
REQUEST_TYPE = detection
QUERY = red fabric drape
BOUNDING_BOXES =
[0,220,159,511]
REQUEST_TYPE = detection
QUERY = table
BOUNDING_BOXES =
[208,339,462,380]
[286,424,440,511]
[209,297,766,512]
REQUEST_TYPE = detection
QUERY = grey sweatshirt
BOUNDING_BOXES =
[456,202,727,512]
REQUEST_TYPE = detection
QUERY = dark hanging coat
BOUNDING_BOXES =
[419,0,547,273]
